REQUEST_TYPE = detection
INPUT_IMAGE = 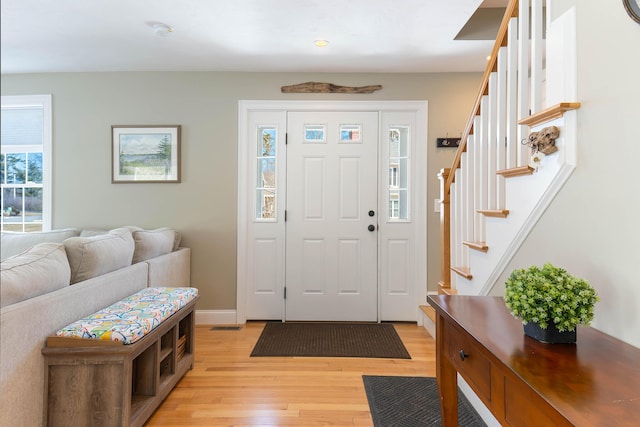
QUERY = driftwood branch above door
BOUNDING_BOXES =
[281,82,383,94]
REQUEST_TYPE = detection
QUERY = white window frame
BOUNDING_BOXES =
[1,94,52,231]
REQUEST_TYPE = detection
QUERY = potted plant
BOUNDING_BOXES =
[504,263,599,343]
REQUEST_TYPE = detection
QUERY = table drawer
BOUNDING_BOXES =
[446,322,491,403]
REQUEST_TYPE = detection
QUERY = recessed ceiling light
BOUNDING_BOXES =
[314,39,330,48]
[153,23,174,37]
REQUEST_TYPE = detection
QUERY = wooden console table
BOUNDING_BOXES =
[427,295,640,427]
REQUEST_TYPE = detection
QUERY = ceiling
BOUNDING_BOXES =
[1,0,507,75]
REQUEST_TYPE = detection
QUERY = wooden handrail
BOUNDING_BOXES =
[445,0,520,193]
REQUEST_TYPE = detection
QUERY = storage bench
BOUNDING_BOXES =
[42,287,199,427]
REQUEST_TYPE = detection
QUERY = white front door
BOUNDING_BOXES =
[285,111,379,321]
[238,101,428,324]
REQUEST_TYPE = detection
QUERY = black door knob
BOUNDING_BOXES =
[368,210,375,217]
[368,225,375,232]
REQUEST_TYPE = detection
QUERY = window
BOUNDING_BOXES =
[388,126,409,221]
[1,95,52,232]
[339,124,361,143]
[389,199,400,219]
[389,165,399,188]
[304,125,326,143]
[255,126,277,220]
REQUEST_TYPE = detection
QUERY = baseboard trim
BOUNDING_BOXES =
[196,309,238,325]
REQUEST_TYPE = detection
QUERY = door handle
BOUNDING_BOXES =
[368,224,376,232]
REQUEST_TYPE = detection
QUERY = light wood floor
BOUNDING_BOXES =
[146,321,436,427]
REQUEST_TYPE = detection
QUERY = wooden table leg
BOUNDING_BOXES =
[436,314,458,427]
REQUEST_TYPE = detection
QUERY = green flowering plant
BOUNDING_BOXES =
[504,263,599,332]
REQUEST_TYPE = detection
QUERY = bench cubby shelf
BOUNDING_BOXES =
[42,297,197,427]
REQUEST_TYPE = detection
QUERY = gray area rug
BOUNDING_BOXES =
[363,376,486,427]
[250,322,411,358]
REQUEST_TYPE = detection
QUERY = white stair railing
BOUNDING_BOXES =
[439,0,579,295]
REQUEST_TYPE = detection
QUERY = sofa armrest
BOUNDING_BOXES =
[146,247,191,287]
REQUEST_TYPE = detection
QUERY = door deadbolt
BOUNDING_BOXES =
[368,210,375,217]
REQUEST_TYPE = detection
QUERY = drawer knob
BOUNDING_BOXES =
[459,350,469,361]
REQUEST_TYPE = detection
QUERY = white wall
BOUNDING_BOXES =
[0,72,481,312]
[490,0,640,348]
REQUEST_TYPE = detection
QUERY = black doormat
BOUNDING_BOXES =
[250,322,411,358]
[363,376,486,427]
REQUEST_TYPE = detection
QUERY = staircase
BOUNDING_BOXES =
[437,0,580,297]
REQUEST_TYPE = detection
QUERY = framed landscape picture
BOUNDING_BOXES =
[112,125,181,183]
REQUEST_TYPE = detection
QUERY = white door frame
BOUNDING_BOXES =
[237,100,428,324]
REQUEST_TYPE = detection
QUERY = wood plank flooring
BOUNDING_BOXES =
[146,321,436,426]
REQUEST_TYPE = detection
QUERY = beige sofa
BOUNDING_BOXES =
[0,227,192,427]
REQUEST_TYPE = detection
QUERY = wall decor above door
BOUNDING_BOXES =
[281,82,382,94]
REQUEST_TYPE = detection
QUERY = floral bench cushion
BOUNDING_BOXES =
[56,287,198,344]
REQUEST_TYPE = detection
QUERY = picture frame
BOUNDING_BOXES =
[112,125,181,183]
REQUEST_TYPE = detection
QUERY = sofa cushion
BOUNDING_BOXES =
[64,228,134,284]
[79,226,141,237]
[0,242,71,308]
[1,228,81,261]
[79,228,108,237]
[131,228,177,263]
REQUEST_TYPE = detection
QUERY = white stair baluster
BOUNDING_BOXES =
[477,99,489,244]
[459,154,468,270]
[487,72,498,211]
[531,0,545,113]
[451,175,459,278]
[506,17,519,169]
[464,136,474,268]
[517,0,531,166]
[496,46,508,209]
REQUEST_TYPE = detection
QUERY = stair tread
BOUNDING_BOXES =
[451,266,473,280]
[478,209,510,218]
[420,305,437,323]
[463,241,489,252]
[518,102,581,126]
[496,165,535,178]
